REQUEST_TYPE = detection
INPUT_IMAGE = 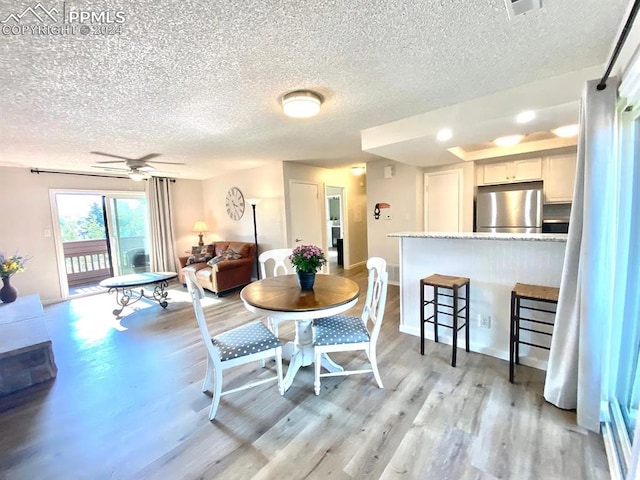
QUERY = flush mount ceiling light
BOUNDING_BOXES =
[494,134,525,147]
[515,110,536,124]
[552,124,579,138]
[436,128,453,142]
[281,90,322,118]
[351,166,365,176]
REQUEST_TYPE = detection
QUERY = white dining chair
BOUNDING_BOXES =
[312,257,388,395]
[259,248,294,279]
[258,248,294,336]
[184,270,284,421]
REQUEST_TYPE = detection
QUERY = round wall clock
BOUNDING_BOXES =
[225,186,245,220]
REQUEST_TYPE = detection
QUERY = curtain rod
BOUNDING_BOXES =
[30,168,176,182]
[597,0,640,91]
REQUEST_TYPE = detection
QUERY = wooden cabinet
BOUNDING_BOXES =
[543,154,577,203]
[481,158,542,184]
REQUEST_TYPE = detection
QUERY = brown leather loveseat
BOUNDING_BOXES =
[177,241,256,295]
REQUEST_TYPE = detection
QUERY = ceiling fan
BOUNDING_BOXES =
[90,151,185,180]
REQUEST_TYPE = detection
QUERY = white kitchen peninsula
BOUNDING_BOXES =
[388,232,568,370]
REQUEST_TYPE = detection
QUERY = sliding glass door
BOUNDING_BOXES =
[104,196,150,276]
[602,102,640,479]
[52,190,150,297]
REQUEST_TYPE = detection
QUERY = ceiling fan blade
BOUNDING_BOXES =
[138,165,156,172]
[95,160,127,164]
[91,165,130,172]
[136,153,162,162]
[90,151,133,161]
[147,160,186,166]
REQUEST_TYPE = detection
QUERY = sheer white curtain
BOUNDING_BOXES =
[543,78,618,431]
[145,177,177,272]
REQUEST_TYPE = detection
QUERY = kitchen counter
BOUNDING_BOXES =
[388,232,567,242]
[390,233,567,371]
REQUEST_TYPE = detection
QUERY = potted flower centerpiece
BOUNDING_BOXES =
[0,252,29,303]
[289,244,326,290]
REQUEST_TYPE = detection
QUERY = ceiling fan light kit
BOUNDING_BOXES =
[90,151,185,178]
[281,90,322,118]
[128,171,145,181]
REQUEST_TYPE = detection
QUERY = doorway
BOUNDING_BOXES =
[325,186,345,272]
[51,190,150,298]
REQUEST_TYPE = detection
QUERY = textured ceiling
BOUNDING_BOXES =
[0,0,629,179]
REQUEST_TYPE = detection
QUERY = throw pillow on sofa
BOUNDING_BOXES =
[219,248,242,260]
[207,255,224,266]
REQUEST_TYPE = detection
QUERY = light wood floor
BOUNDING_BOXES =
[0,266,609,479]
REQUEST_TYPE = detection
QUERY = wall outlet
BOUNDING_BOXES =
[479,315,491,328]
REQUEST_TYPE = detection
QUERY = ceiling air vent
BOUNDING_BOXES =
[505,0,542,19]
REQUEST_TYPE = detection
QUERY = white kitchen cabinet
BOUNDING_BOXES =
[544,154,577,203]
[481,158,542,184]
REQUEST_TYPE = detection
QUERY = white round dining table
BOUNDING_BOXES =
[240,274,359,391]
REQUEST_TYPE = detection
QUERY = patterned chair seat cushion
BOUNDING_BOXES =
[314,314,370,346]
[212,321,281,361]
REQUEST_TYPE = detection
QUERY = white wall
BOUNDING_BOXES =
[366,159,424,268]
[201,162,287,253]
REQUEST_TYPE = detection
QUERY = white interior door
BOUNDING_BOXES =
[290,181,324,250]
[424,170,462,232]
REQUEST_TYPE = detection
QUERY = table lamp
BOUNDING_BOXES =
[193,221,208,247]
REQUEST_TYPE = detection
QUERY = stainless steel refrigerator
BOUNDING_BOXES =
[475,181,543,233]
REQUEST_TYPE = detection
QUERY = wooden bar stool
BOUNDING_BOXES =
[509,283,559,383]
[420,274,470,367]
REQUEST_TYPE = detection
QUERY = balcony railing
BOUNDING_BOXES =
[63,239,111,287]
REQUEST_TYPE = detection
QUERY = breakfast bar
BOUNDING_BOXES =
[388,232,568,370]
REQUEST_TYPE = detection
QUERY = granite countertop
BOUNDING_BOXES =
[387,232,568,242]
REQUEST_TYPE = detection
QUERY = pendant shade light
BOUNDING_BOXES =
[282,90,322,118]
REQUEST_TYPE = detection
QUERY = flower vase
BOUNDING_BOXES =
[297,271,316,291]
[0,276,18,303]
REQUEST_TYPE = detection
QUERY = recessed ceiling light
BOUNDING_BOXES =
[516,110,536,124]
[281,90,322,118]
[436,128,453,142]
[494,134,525,147]
[552,124,579,138]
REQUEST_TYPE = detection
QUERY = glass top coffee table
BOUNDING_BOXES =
[99,272,177,318]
